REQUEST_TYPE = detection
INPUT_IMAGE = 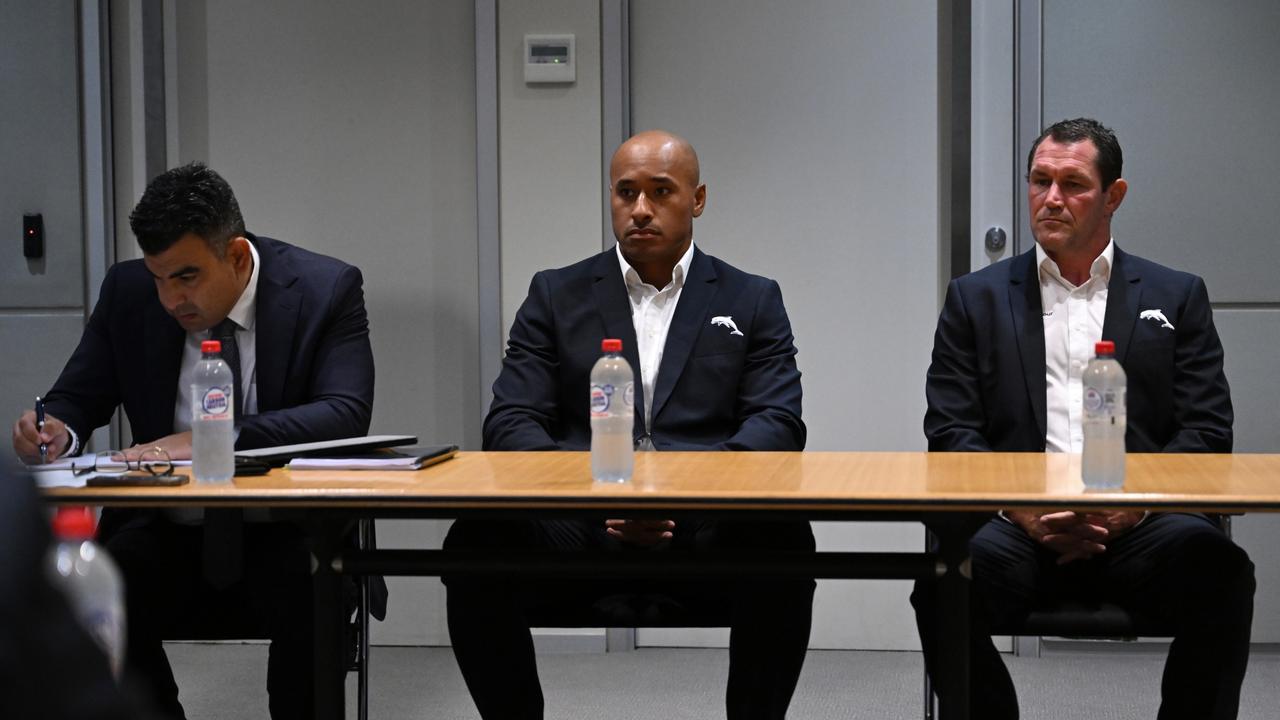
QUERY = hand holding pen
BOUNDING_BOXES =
[10,402,70,465]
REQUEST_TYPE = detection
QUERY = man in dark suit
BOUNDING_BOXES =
[445,130,814,719]
[912,118,1255,719]
[11,163,376,719]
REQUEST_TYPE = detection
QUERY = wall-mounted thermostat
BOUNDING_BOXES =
[524,34,575,84]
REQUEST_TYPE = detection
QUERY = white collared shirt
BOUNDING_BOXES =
[1038,238,1113,453]
[616,241,695,431]
[174,239,261,433]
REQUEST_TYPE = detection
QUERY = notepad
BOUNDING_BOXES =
[286,444,458,471]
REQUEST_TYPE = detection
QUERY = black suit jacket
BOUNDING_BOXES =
[43,233,375,451]
[924,245,1232,453]
[485,247,804,451]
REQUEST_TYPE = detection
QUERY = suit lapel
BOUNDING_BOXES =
[1102,246,1142,366]
[1008,249,1048,441]
[591,251,645,422]
[650,248,717,422]
[252,237,301,412]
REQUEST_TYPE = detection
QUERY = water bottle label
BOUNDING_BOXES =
[590,384,612,416]
[1084,387,1124,417]
[1083,387,1104,413]
[199,385,233,420]
[623,382,634,408]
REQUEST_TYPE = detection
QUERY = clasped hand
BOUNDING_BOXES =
[605,519,675,546]
[1008,510,1144,565]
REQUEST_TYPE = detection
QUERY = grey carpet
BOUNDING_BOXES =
[164,643,1280,719]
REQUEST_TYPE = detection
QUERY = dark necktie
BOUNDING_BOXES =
[204,316,244,589]
[212,317,244,422]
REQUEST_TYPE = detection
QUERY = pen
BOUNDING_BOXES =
[35,395,47,464]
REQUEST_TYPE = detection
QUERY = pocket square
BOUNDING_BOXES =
[710,315,744,336]
[1139,308,1175,330]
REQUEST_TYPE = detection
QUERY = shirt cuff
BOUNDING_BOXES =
[64,425,83,457]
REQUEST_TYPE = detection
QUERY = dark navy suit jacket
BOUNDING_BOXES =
[43,233,375,452]
[924,245,1232,453]
[485,247,804,451]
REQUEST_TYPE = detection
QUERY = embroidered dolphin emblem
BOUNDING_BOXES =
[710,316,744,336]
[1140,309,1175,330]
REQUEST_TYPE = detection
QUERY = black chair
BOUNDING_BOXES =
[172,518,379,720]
[921,515,1232,719]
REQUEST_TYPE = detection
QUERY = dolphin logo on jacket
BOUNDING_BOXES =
[1139,309,1175,331]
[710,316,744,336]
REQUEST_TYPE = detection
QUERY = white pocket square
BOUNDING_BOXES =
[1139,309,1175,330]
[710,315,744,336]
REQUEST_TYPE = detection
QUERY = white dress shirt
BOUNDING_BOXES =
[174,240,261,433]
[616,241,695,434]
[1038,238,1113,453]
[170,241,260,523]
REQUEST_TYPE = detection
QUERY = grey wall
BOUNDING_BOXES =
[498,0,603,337]
[170,0,479,646]
[1042,0,1280,641]
[629,0,939,651]
[0,1,89,439]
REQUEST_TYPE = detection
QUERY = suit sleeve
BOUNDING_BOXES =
[1163,276,1232,452]
[235,265,375,448]
[712,279,805,451]
[41,268,126,450]
[923,279,993,452]
[482,272,565,450]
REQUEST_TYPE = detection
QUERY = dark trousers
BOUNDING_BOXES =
[443,517,816,719]
[911,513,1255,720]
[103,517,314,720]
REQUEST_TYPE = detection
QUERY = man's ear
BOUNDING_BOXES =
[227,236,252,272]
[1104,178,1128,216]
[692,184,707,218]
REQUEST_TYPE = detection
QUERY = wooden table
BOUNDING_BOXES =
[45,451,1280,720]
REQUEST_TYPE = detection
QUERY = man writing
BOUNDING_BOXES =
[445,130,815,719]
[12,163,376,719]
[913,118,1255,719]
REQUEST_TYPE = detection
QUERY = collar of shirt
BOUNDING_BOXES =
[1036,237,1113,291]
[615,241,694,294]
[225,238,261,332]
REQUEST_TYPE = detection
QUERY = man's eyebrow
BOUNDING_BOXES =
[164,265,200,279]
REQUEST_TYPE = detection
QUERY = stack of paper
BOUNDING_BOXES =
[288,456,429,471]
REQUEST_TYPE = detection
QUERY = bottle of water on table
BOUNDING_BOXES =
[47,506,126,680]
[192,339,235,483]
[590,338,635,483]
[1082,340,1126,491]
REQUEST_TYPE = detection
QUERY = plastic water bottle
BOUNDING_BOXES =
[1082,340,1127,491]
[192,339,235,483]
[47,507,126,680]
[590,338,635,483]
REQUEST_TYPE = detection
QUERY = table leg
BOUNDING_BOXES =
[933,516,972,720]
[310,517,347,720]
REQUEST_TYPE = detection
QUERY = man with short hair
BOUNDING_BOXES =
[445,130,814,719]
[913,117,1255,719]
[11,162,376,719]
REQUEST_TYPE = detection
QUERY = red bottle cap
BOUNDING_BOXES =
[201,340,222,354]
[1095,340,1116,356]
[52,506,96,540]
[601,338,623,353]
